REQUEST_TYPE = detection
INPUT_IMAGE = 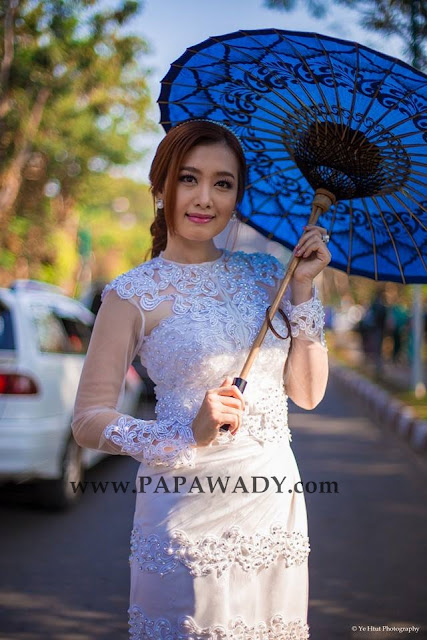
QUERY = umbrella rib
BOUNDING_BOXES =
[264,200,298,240]
[252,175,309,233]
[248,154,301,163]
[241,146,291,153]
[371,195,406,283]
[238,123,291,141]
[314,33,346,129]
[245,162,298,189]
[164,96,309,139]
[406,176,427,192]
[271,29,340,127]
[401,182,427,204]
[390,192,427,229]
[370,130,427,143]
[365,89,426,141]
[240,135,285,145]
[399,143,427,149]
[361,198,379,281]
[348,63,398,143]
[347,199,354,274]
[367,109,427,143]
[237,126,282,141]
[162,97,308,141]
[162,72,311,131]
[329,201,338,239]
[181,44,318,130]
[383,194,427,271]
[212,31,336,126]
[347,42,361,127]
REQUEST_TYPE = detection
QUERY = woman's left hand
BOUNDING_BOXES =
[292,224,331,283]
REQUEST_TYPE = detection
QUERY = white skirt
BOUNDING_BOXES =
[128,433,310,639]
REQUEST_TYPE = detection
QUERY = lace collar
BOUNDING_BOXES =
[157,249,228,267]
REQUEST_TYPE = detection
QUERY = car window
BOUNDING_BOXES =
[31,304,93,354]
[0,302,15,350]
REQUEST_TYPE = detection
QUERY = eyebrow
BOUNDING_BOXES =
[180,165,236,179]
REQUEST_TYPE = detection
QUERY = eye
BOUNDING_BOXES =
[216,179,233,189]
[179,173,196,183]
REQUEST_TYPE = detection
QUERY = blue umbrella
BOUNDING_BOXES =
[158,29,427,414]
[159,29,427,285]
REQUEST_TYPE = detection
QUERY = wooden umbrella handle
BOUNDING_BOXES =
[219,188,335,432]
[239,188,335,380]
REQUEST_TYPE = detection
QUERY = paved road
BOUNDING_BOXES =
[0,378,426,640]
[290,380,427,639]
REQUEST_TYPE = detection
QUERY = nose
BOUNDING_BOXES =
[194,180,213,209]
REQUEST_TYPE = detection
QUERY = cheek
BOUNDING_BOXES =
[220,191,237,211]
[174,189,190,215]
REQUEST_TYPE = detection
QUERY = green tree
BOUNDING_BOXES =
[0,0,154,284]
[264,0,426,69]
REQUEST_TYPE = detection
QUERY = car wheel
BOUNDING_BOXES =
[34,435,84,510]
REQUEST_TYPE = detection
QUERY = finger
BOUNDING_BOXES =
[298,229,325,246]
[219,411,241,432]
[295,231,324,252]
[303,224,327,234]
[216,395,243,411]
[219,376,233,387]
[217,385,245,410]
[227,413,242,436]
[295,238,324,257]
[301,238,327,257]
[220,405,242,418]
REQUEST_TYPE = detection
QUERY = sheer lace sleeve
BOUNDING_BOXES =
[71,288,197,468]
[280,281,329,409]
[252,252,328,409]
[280,282,327,348]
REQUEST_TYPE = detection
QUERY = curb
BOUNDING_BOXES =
[329,359,427,454]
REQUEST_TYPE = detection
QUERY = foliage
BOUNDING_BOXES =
[263,0,426,69]
[0,0,154,287]
[76,172,154,280]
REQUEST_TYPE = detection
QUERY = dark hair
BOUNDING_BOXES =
[147,120,246,259]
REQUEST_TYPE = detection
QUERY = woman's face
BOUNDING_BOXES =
[165,142,239,243]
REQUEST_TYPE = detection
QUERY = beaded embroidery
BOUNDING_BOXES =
[100,251,326,467]
[129,522,310,577]
[103,415,197,468]
[128,606,310,640]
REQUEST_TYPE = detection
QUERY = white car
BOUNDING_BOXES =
[0,280,143,510]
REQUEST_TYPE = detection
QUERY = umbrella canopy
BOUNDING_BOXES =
[159,29,427,284]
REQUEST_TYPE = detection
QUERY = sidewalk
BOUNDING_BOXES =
[327,331,427,454]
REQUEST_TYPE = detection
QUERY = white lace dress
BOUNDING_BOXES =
[71,249,328,639]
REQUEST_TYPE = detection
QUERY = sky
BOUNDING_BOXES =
[102,0,404,183]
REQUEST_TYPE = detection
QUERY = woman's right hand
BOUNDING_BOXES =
[191,376,245,446]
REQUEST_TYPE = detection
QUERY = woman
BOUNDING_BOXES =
[72,119,330,639]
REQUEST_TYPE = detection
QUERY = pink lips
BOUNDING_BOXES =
[186,213,214,224]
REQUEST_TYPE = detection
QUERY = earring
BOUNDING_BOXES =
[231,210,237,220]
[156,198,164,210]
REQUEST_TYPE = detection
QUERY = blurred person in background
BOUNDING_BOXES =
[386,301,410,364]
[358,288,387,374]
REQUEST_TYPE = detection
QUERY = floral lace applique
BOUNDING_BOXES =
[101,250,281,318]
[281,285,327,349]
[129,522,310,577]
[128,606,310,640]
[103,415,197,469]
